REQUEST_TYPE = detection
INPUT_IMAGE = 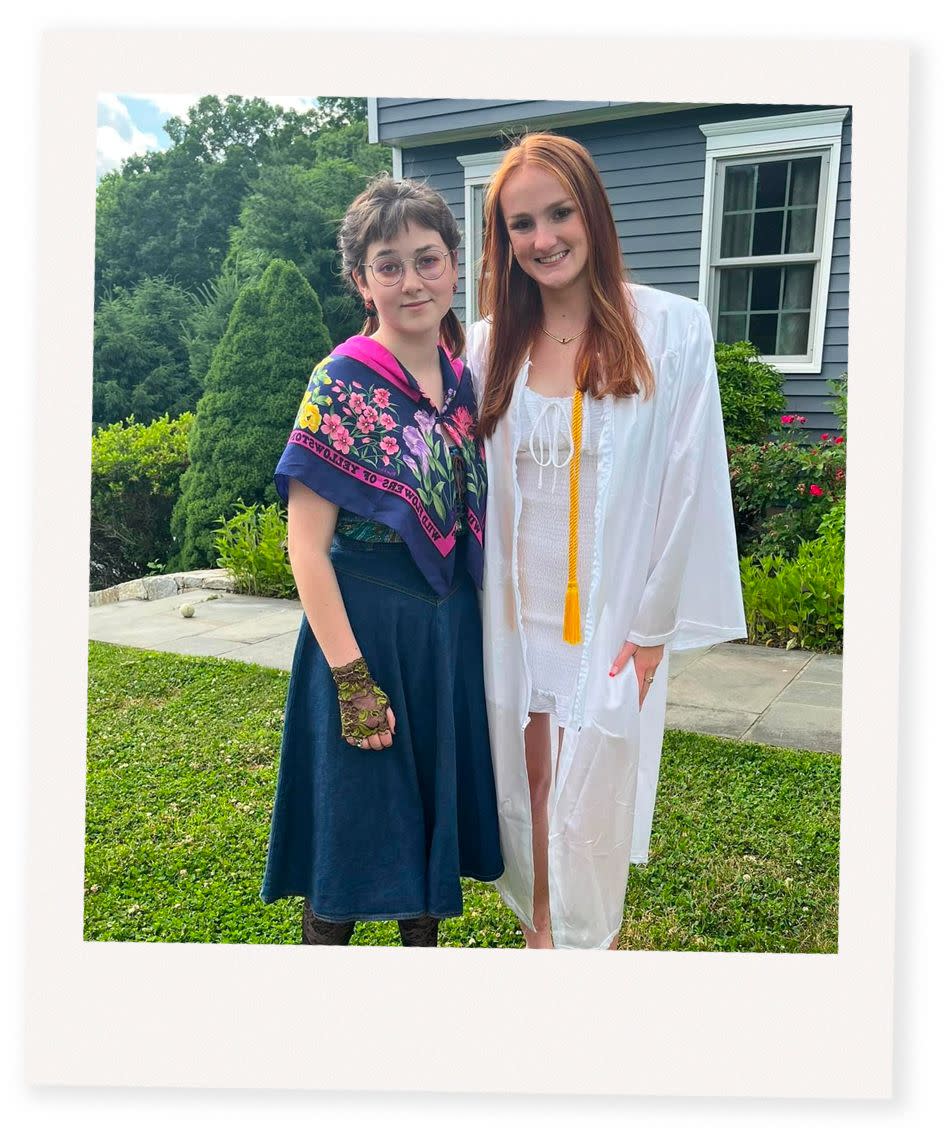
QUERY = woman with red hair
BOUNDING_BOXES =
[467,133,746,949]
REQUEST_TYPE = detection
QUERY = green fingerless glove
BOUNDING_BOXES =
[329,657,391,746]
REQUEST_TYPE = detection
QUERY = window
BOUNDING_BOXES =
[699,109,847,373]
[457,151,504,325]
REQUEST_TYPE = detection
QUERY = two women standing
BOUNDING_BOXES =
[262,132,744,950]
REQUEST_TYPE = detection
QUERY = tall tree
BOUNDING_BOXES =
[92,277,196,426]
[94,95,322,302]
[170,260,332,568]
[225,126,391,342]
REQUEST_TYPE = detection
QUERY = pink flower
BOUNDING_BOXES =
[797,416,807,424]
[834,435,844,445]
[835,469,845,481]
[373,388,391,408]
[348,393,366,414]
[809,484,824,497]
[332,431,353,454]
[352,381,363,390]
[337,392,347,402]
[356,415,375,434]
[821,433,830,441]
[451,405,475,440]
[321,413,343,436]
[360,406,379,426]
[781,415,795,425]
[380,436,399,455]
[379,412,396,430]
[381,456,390,466]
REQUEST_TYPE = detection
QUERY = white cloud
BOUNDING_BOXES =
[94,92,321,180]
[96,121,160,181]
[136,92,319,121]
[139,93,202,118]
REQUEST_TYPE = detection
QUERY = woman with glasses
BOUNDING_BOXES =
[467,133,745,949]
[261,175,503,947]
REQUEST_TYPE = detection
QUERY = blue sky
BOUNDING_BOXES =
[95,93,320,180]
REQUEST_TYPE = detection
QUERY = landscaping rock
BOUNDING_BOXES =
[88,568,236,606]
[143,576,179,600]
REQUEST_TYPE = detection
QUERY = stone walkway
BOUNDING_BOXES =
[88,587,842,754]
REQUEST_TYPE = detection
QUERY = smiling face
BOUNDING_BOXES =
[499,164,590,294]
[354,221,458,345]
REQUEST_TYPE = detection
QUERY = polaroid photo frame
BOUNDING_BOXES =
[26,27,907,1098]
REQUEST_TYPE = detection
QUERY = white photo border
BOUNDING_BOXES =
[26,28,907,1098]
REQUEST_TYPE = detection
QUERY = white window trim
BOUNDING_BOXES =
[697,109,848,374]
[457,151,505,326]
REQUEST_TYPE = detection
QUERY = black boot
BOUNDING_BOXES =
[397,914,439,947]
[302,899,356,945]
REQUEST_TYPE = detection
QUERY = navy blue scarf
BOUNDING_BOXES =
[275,335,486,594]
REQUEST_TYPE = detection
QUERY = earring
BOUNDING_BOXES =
[452,282,458,294]
[364,300,375,313]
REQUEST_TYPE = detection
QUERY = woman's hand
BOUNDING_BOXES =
[609,642,665,709]
[329,656,397,751]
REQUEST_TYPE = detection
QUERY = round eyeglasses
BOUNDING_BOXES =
[361,249,452,286]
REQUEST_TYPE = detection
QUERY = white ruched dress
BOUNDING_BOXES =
[517,386,607,723]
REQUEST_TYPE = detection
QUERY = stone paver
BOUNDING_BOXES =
[219,634,298,672]
[744,701,843,755]
[777,678,842,708]
[793,654,843,686]
[667,647,711,677]
[667,644,810,714]
[208,608,303,644]
[664,703,755,740]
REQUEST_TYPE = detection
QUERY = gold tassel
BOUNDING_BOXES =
[562,387,583,645]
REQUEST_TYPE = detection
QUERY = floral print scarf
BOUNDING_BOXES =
[274,335,486,594]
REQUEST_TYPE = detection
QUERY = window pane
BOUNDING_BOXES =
[723,164,755,211]
[756,160,788,209]
[777,312,811,355]
[785,206,817,253]
[789,156,821,206]
[720,212,751,258]
[751,266,782,310]
[748,313,778,354]
[717,313,748,344]
[719,268,750,312]
[783,264,815,309]
[752,210,784,256]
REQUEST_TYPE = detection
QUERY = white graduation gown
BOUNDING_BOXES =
[466,284,747,950]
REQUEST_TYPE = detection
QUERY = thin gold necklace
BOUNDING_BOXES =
[539,324,588,345]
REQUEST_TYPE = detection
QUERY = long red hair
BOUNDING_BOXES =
[476,133,653,438]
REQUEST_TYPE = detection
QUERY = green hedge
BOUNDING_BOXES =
[739,533,844,653]
[715,340,786,445]
[90,412,194,588]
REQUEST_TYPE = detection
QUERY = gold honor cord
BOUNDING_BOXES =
[562,387,584,645]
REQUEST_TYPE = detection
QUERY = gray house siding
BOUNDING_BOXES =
[379,101,850,433]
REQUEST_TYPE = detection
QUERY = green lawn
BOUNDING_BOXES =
[84,642,839,951]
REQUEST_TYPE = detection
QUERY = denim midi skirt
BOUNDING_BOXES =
[260,535,503,921]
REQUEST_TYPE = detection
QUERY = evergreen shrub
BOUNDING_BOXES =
[170,259,331,569]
